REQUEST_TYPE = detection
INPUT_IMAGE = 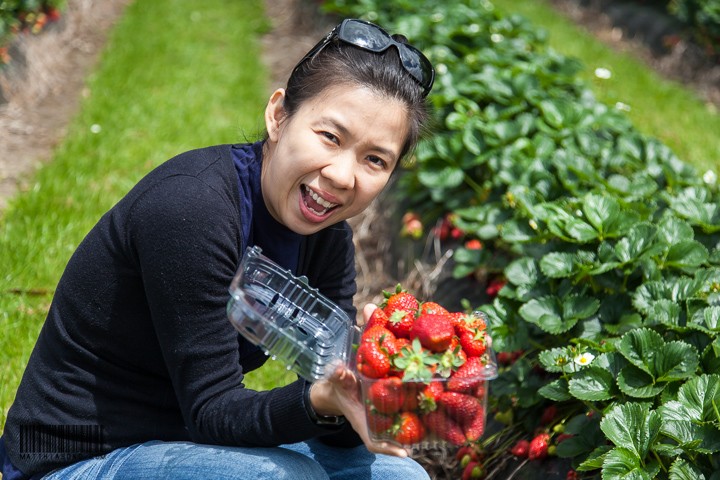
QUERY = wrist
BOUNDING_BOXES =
[305,383,345,426]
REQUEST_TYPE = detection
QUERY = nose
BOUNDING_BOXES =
[321,153,355,190]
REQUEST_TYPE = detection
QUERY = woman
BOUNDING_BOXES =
[0,17,435,480]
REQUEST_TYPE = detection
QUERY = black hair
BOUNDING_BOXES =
[282,33,432,165]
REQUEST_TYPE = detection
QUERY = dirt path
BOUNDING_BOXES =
[0,0,132,213]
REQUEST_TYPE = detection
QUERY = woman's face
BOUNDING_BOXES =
[262,84,409,235]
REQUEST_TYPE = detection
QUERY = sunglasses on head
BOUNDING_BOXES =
[292,19,435,97]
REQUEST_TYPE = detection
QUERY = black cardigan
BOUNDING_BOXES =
[3,144,362,477]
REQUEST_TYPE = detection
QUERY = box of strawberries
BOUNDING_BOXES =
[354,286,497,448]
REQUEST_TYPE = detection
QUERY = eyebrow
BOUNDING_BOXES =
[322,116,399,162]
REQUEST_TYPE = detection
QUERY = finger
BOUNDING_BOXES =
[360,303,378,327]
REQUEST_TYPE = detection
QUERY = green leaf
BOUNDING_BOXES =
[519,296,577,334]
[568,366,615,401]
[504,257,538,286]
[538,378,572,401]
[576,445,612,471]
[657,216,695,244]
[563,294,600,322]
[665,240,709,268]
[583,193,632,238]
[659,374,720,453]
[614,223,658,263]
[617,365,665,398]
[668,458,705,480]
[540,252,576,278]
[417,166,465,189]
[600,402,661,458]
[539,99,565,129]
[618,328,664,375]
[601,447,658,480]
[653,341,699,382]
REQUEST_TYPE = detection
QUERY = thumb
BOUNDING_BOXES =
[359,303,379,328]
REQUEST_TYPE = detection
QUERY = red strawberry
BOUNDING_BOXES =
[462,461,483,480]
[452,311,487,332]
[361,325,399,356]
[447,357,487,393]
[368,377,406,414]
[438,391,481,426]
[423,409,466,445]
[528,433,551,460]
[356,341,391,378]
[566,470,579,480]
[540,405,558,426]
[366,408,395,435]
[410,313,455,352]
[401,382,420,411]
[458,329,487,357]
[463,408,486,441]
[366,308,389,329]
[510,439,529,457]
[419,301,449,316]
[382,286,418,339]
[392,412,425,445]
[418,380,444,413]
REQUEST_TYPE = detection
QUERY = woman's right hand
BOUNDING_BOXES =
[309,304,410,457]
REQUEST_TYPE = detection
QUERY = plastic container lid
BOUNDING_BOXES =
[227,246,356,381]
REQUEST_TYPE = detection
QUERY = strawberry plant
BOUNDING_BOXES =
[325,0,720,478]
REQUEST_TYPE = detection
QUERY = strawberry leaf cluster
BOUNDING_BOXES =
[325,0,720,478]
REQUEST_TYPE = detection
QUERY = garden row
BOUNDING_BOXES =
[629,0,720,57]
[324,0,720,479]
[0,0,63,64]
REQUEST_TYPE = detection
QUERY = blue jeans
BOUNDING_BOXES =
[40,439,430,479]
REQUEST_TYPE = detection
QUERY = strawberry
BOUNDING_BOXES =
[510,439,530,457]
[392,412,425,445]
[436,340,467,378]
[418,380,444,413]
[463,408,486,441]
[447,356,486,393]
[368,377,406,414]
[392,338,438,382]
[528,432,551,460]
[366,407,395,435]
[409,313,455,352]
[366,307,389,329]
[438,391,481,426]
[419,301,449,316]
[400,382,420,411]
[360,325,399,356]
[423,409,466,446]
[382,285,418,339]
[356,341,391,378]
[455,445,478,465]
[566,470,579,480]
[540,405,558,426]
[452,311,487,332]
[462,461,483,480]
[458,328,487,357]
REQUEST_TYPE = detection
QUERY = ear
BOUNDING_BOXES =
[265,88,287,142]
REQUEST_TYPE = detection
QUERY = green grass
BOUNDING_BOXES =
[0,0,296,432]
[493,0,720,174]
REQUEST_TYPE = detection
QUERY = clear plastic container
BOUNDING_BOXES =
[227,246,356,381]
[354,311,498,448]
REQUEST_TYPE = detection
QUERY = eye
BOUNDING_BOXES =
[321,131,339,144]
[367,155,388,169]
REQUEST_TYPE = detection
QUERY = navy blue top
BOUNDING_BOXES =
[1,143,359,478]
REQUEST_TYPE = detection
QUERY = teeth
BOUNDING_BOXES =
[303,185,338,214]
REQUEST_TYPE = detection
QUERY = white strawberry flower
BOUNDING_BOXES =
[574,352,595,366]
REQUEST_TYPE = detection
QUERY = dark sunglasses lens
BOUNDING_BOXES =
[398,46,433,91]
[342,20,388,51]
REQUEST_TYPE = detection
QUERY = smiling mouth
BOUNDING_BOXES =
[302,184,339,216]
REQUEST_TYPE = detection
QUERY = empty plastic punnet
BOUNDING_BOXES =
[227,246,358,381]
